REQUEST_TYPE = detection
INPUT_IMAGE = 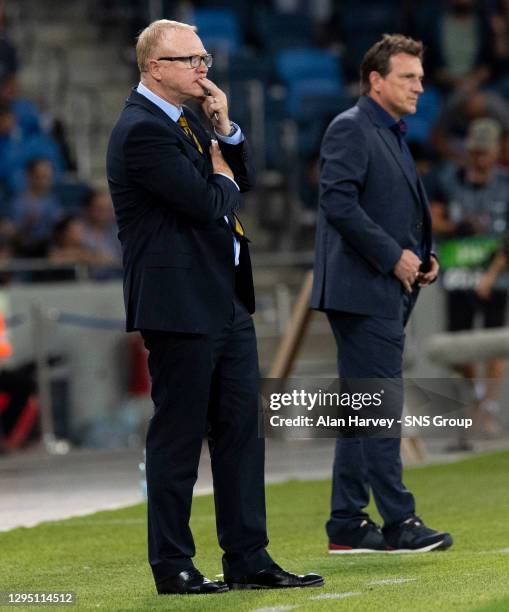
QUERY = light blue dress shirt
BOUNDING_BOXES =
[136,82,242,266]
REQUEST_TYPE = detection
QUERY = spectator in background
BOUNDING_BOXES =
[489,0,509,95]
[41,214,121,282]
[80,189,121,263]
[9,158,62,256]
[0,74,41,139]
[0,73,73,173]
[424,0,493,94]
[0,98,65,198]
[0,100,22,201]
[432,89,509,163]
[430,118,509,435]
[49,215,101,265]
[80,189,121,279]
[47,214,120,281]
[0,4,70,176]
[0,2,35,135]
[0,51,68,192]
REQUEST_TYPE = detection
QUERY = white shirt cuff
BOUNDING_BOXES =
[215,122,244,145]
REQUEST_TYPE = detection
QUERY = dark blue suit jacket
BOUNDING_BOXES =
[107,89,255,334]
[311,96,433,319]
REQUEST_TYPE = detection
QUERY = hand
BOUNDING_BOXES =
[198,77,231,134]
[393,249,422,293]
[417,255,439,287]
[475,272,495,300]
[209,140,233,179]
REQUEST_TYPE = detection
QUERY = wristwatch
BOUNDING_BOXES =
[225,122,237,137]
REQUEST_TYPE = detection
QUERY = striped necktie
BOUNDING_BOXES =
[178,114,245,246]
[178,113,204,155]
[229,213,244,237]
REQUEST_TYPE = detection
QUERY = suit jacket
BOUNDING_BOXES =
[311,96,433,319]
[106,88,255,334]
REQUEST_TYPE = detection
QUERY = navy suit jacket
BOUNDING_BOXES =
[107,88,255,334]
[311,96,433,319]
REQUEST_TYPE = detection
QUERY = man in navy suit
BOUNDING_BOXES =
[311,34,453,554]
[107,20,322,595]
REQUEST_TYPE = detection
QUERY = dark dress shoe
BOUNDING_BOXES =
[227,563,324,590]
[156,568,228,595]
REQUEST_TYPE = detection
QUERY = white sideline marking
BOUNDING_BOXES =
[477,549,509,555]
[48,515,215,528]
[252,607,298,612]
[0,500,146,532]
[368,578,417,585]
[55,518,145,526]
[310,592,361,601]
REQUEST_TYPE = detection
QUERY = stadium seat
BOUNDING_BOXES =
[254,9,313,52]
[227,48,272,83]
[339,0,404,31]
[411,1,444,39]
[192,8,242,54]
[188,0,253,34]
[337,2,403,79]
[275,47,343,85]
[274,48,344,122]
[286,79,344,122]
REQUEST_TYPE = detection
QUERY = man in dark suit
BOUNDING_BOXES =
[107,20,323,595]
[311,34,453,554]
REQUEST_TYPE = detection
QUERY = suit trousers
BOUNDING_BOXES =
[325,290,419,538]
[141,296,272,584]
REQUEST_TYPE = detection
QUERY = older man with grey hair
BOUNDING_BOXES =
[107,19,323,595]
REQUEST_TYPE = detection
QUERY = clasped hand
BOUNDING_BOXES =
[394,249,439,293]
[394,249,422,293]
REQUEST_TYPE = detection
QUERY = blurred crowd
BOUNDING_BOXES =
[96,0,509,240]
[1,0,509,279]
[0,4,121,282]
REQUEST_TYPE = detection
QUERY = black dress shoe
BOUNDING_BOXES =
[227,563,324,590]
[156,568,228,595]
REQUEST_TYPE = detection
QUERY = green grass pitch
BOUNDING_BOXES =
[1,450,508,611]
